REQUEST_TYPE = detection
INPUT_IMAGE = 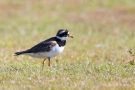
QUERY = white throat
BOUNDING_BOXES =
[56,36,67,41]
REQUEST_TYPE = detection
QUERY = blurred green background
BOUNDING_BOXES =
[0,0,135,90]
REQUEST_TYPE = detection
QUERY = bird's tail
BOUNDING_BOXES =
[14,51,27,56]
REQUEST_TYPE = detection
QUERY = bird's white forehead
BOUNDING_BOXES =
[59,31,66,34]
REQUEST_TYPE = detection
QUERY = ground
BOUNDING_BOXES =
[0,0,135,90]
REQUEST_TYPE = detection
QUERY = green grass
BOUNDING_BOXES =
[0,0,135,90]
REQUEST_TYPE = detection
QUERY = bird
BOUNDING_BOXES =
[15,29,73,69]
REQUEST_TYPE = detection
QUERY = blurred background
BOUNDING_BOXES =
[0,0,135,47]
[0,0,135,63]
[0,0,135,90]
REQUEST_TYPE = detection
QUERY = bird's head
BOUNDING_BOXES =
[56,29,73,41]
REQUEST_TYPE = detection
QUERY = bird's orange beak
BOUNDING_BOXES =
[68,34,74,38]
[67,31,74,38]
[69,35,74,38]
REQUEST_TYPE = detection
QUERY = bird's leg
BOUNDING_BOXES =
[48,57,51,67]
[42,58,46,70]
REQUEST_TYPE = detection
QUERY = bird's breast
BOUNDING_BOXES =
[52,44,65,53]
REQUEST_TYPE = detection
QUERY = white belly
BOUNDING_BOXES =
[27,45,65,58]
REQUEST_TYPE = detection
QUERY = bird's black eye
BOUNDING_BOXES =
[56,29,69,37]
[58,32,68,37]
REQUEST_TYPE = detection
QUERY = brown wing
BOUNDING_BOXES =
[25,41,57,53]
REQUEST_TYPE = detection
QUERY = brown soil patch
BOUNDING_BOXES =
[0,1,135,29]
[65,9,135,28]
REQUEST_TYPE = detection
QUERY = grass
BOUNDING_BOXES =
[0,0,135,90]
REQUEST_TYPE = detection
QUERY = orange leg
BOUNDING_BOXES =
[48,58,51,67]
[42,58,46,70]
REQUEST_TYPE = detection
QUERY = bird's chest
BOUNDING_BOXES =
[51,44,65,54]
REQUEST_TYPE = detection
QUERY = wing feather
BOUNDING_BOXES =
[26,41,56,53]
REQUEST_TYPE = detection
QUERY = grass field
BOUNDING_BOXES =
[0,0,135,90]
